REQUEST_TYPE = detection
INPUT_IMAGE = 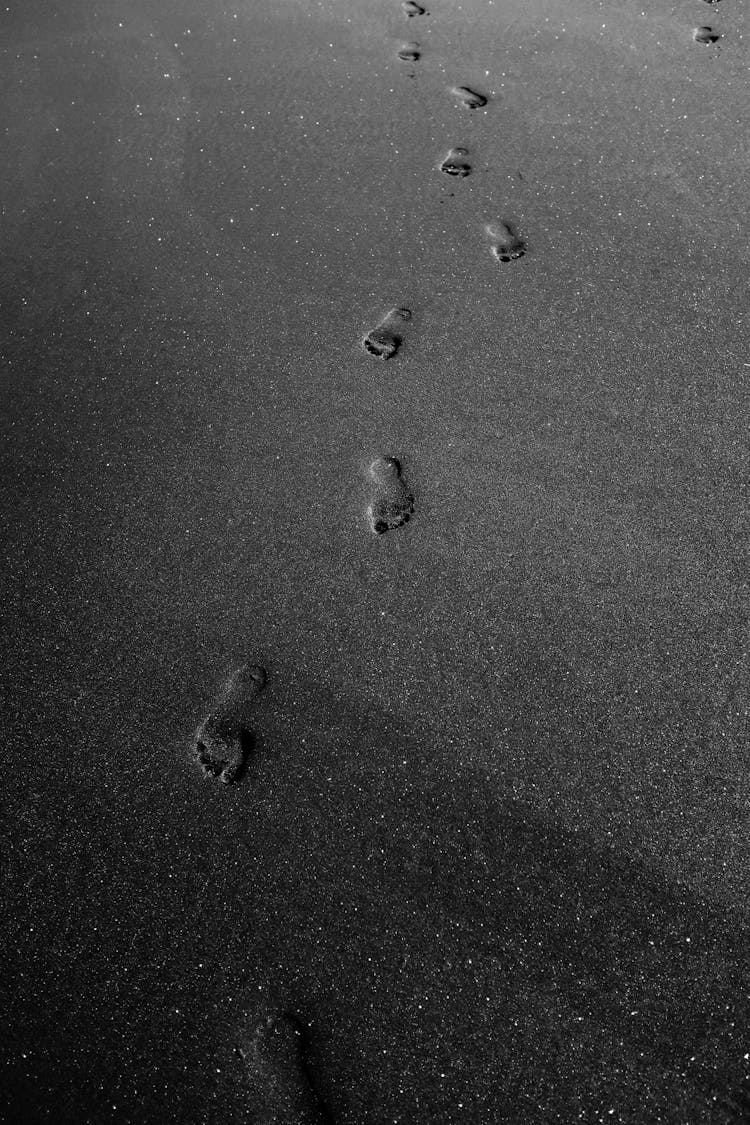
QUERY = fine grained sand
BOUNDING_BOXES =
[2,0,749,1121]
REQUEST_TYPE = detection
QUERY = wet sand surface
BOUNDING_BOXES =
[2,0,749,1121]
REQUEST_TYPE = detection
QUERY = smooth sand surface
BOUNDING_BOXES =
[3,0,750,1121]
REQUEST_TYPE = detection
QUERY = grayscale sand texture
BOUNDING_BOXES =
[2,0,750,1121]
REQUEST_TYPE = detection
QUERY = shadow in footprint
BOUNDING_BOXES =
[362,307,412,359]
[693,25,721,43]
[397,41,421,61]
[486,220,526,262]
[440,146,471,177]
[239,1013,333,1125]
[367,457,414,535]
[193,664,267,785]
[451,85,488,109]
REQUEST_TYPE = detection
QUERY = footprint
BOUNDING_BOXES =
[398,41,421,61]
[451,85,488,109]
[238,1014,329,1125]
[362,307,412,359]
[693,25,720,43]
[367,457,414,535]
[485,220,526,262]
[439,146,471,177]
[193,664,266,785]
[402,1,427,16]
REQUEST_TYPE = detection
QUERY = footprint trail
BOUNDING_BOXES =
[239,1014,329,1125]
[193,664,266,785]
[367,457,415,535]
[362,307,412,359]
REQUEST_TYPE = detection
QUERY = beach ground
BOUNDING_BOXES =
[3,1,749,1121]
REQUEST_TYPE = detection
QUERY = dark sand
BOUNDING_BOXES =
[2,0,750,1121]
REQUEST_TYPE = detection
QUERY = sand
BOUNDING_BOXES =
[2,0,749,1121]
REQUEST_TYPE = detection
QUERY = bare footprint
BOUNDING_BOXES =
[239,1014,329,1125]
[362,307,412,359]
[693,25,720,43]
[367,457,414,535]
[485,220,526,262]
[193,664,266,785]
[451,85,487,109]
[439,146,471,177]
[397,41,421,61]
[402,1,427,16]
